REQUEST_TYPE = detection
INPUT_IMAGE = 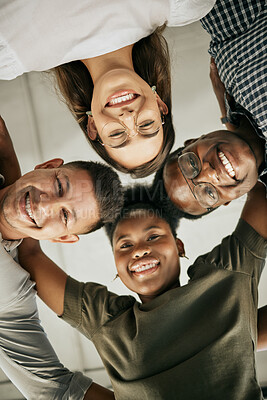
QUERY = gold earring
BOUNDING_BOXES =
[179,252,189,260]
[113,273,119,281]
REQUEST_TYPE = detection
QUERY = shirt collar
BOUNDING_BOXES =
[0,232,23,252]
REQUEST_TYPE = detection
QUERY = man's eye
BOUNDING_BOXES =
[62,209,68,225]
[205,187,216,199]
[148,234,159,241]
[57,177,63,196]
[189,156,197,169]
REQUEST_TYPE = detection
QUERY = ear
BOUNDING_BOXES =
[176,238,185,256]
[184,138,197,147]
[50,234,80,244]
[86,115,98,141]
[156,94,168,115]
[223,201,231,206]
[34,158,64,170]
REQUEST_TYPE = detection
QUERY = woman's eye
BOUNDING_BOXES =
[120,243,132,249]
[62,209,68,225]
[148,234,159,241]
[109,130,125,138]
[139,120,154,129]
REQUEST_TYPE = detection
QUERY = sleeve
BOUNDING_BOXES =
[223,94,260,133]
[0,243,92,399]
[189,219,267,285]
[61,277,135,339]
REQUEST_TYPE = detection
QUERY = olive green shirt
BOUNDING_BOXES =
[62,219,267,400]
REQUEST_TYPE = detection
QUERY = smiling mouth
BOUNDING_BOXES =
[25,193,37,225]
[105,92,139,107]
[130,258,160,276]
[134,262,159,273]
[218,150,235,179]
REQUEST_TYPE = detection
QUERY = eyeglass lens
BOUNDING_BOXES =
[101,110,162,147]
[178,152,218,207]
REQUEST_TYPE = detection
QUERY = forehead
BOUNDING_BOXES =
[60,167,99,233]
[105,128,164,170]
[113,210,170,241]
[59,166,94,190]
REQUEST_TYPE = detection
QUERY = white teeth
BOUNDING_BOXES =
[25,194,35,221]
[109,93,135,105]
[134,263,157,273]
[218,151,235,178]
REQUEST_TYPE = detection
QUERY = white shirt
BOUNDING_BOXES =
[0,0,215,80]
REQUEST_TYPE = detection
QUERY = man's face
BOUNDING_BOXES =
[0,160,99,241]
[163,130,258,215]
[113,210,181,302]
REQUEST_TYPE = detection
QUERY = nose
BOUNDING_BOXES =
[133,245,151,259]
[196,161,219,184]
[38,193,60,220]
[119,110,137,137]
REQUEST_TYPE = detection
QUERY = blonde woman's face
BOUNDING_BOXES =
[90,69,167,170]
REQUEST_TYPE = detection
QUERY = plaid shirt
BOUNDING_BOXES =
[201,0,266,186]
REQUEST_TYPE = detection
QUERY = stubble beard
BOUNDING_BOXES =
[0,190,18,231]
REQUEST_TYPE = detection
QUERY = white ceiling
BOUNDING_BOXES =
[0,22,266,399]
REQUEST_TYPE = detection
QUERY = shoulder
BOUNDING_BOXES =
[188,219,267,280]
[62,276,136,332]
[168,0,216,26]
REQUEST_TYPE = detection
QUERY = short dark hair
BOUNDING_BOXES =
[105,184,180,245]
[151,155,216,220]
[63,161,123,233]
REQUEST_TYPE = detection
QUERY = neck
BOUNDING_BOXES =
[233,117,264,170]
[139,280,181,304]
[81,44,134,84]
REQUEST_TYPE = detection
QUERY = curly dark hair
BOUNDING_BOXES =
[105,184,180,244]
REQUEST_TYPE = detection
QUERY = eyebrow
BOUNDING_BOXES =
[115,225,162,243]
[63,174,77,224]
[144,225,162,231]
[110,130,161,149]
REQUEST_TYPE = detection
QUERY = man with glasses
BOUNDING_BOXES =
[159,121,264,217]
[152,0,266,218]
[152,103,264,217]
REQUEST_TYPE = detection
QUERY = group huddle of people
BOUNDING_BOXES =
[0,0,266,399]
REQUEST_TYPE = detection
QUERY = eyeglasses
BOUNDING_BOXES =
[177,151,219,210]
[98,110,165,148]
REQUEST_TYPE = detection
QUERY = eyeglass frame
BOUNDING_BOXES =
[97,111,165,149]
[177,151,219,211]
